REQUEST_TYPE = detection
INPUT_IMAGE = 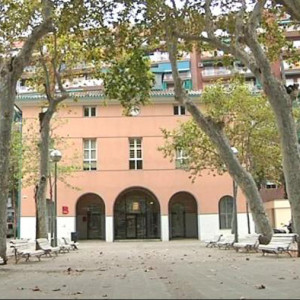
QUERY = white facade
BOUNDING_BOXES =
[20,212,255,242]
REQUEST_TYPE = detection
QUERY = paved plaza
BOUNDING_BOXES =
[0,240,300,299]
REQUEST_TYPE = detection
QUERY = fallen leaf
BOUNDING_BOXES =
[75,291,82,295]
[256,284,266,290]
[32,286,40,292]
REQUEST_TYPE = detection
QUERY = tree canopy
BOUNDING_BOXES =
[160,80,284,187]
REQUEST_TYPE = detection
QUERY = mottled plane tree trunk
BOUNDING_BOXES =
[0,1,54,263]
[35,39,68,240]
[166,33,273,242]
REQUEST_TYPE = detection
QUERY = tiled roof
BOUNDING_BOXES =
[16,89,202,101]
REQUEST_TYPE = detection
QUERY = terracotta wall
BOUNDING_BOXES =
[18,99,247,218]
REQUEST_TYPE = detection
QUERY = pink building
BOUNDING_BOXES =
[12,22,300,242]
[17,89,254,242]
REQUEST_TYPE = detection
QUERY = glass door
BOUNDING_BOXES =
[87,209,102,239]
[126,214,137,238]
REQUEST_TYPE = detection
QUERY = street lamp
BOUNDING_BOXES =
[231,147,239,243]
[50,149,62,247]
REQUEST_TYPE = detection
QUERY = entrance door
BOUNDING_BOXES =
[169,192,198,239]
[114,188,161,240]
[171,204,185,238]
[136,214,146,238]
[126,214,137,238]
[87,209,102,239]
[126,214,147,239]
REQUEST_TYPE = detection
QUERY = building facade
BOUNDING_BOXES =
[15,23,300,241]
[17,89,255,242]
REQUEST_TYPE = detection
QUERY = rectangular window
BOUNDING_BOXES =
[83,138,97,170]
[84,106,96,117]
[129,138,143,170]
[173,105,186,115]
[175,149,189,169]
[219,197,233,229]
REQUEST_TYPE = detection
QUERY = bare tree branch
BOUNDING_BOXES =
[12,0,54,79]
[234,0,246,46]
[204,0,216,34]
[39,46,52,103]
[248,0,267,33]
[51,31,68,103]
[176,30,261,79]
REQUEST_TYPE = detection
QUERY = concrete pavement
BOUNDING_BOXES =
[0,240,300,299]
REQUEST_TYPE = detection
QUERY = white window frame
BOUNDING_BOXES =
[175,149,189,169]
[129,138,143,170]
[83,138,97,171]
[174,105,186,116]
[84,106,97,117]
[219,196,233,229]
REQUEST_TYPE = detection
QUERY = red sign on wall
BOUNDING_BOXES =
[62,206,69,214]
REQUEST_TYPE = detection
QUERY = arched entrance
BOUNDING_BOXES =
[76,193,105,240]
[169,192,198,239]
[114,187,160,240]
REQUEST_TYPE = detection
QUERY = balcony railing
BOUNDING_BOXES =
[202,67,252,77]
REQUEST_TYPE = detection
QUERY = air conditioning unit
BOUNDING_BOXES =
[198,62,204,68]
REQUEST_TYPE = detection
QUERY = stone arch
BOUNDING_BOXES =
[114,186,161,240]
[76,193,105,240]
[169,191,198,239]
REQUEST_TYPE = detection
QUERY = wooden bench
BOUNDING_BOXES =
[10,239,45,264]
[233,234,261,252]
[36,238,60,257]
[258,233,298,257]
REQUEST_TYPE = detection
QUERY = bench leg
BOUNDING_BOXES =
[25,254,30,262]
[44,250,52,257]
[15,256,20,264]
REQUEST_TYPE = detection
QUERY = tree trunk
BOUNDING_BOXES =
[36,111,53,239]
[0,1,53,262]
[167,35,273,243]
[261,77,300,256]
[0,73,17,263]
[187,101,273,243]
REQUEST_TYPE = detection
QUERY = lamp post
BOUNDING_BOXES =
[50,149,62,247]
[231,147,239,243]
